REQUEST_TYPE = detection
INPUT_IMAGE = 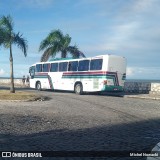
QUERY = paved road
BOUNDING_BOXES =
[0,89,160,160]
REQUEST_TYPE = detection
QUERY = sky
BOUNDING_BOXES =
[0,0,160,79]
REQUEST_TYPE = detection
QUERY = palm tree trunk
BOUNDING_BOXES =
[10,44,15,93]
[61,51,67,58]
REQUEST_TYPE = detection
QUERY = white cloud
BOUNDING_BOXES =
[132,0,154,12]
[126,67,135,76]
[82,44,107,52]
[105,22,139,50]
[126,67,160,79]
[93,0,160,67]
[0,69,5,76]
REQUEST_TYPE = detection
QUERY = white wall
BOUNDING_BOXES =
[0,78,22,85]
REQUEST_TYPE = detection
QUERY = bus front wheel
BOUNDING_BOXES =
[36,82,41,91]
[74,83,83,95]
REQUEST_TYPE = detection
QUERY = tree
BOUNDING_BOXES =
[39,29,85,62]
[0,15,28,93]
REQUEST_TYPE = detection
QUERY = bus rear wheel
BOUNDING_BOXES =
[36,82,41,91]
[74,83,83,95]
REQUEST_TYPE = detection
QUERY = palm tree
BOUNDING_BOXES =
[0,27,8,44]
[0,15,28,93]
[39,29,85,62]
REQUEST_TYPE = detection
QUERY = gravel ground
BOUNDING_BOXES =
[0,90,160,160]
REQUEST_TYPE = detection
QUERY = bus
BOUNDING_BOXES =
[29,54,126,94]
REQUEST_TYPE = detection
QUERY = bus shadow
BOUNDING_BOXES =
[86,92,124,97]
[0,85,147,98]
[39,89,124,97]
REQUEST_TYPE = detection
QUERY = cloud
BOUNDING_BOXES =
[0,69,5,76]
[126,67,160,79]
[126,67,135,76]
[132,0,155,12]
[105,22,140,50]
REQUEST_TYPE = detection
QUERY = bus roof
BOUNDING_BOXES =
[31,54,125,66]
[49,57,79,61]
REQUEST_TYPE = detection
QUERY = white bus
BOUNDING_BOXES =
[29,54,126,94]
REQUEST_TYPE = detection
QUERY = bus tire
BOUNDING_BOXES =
[74,83,83,95]
[36,82,41,91]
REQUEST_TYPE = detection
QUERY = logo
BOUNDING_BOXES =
[2,152,11,157]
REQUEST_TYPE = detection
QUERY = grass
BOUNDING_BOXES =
[0,90,41,101]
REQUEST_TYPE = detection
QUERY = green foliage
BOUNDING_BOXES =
[13,32,28,57]
[39,29,85,62]
[0,28,6,44]
[0,15,28,93]
[0,15,28,55]
[0,15,13,32]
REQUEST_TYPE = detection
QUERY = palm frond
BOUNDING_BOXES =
[39,29,63,51]
[39,38,50,51]
[40,40,61,61]
[67,46,86,58]
[53,41,62,53]
[0,27,10,46]
[39,29,85,59]
[49,29,63,41]
[40,47,57,62]
[0,28,5,44]
[41,48,52,62]
[76,50,86,58]
[13,32,28,57]
[0,15,13,32]
[62,34,71,49]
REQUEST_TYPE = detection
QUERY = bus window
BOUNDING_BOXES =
[43,63,50,72]
[90,59,103,70]
[78,60,89,71]
[50,63,58,72]
[36,64,42,72]
[68,61,78,71]
[59,62,68,72]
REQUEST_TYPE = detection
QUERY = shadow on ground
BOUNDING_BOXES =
[41,89,125,98]
[0,114,160,160]
[0,85,146,98]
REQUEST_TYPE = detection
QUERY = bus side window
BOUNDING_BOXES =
[50,63,58,72]
[68,61,78,71]
[59,62,68,72]
[36,64,42,72]
[43,63,50,72]
[90,59,103,70]
[78,60,89,71]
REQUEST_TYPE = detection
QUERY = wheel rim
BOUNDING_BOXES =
[76,85,81,93]
[37,83,40,90]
